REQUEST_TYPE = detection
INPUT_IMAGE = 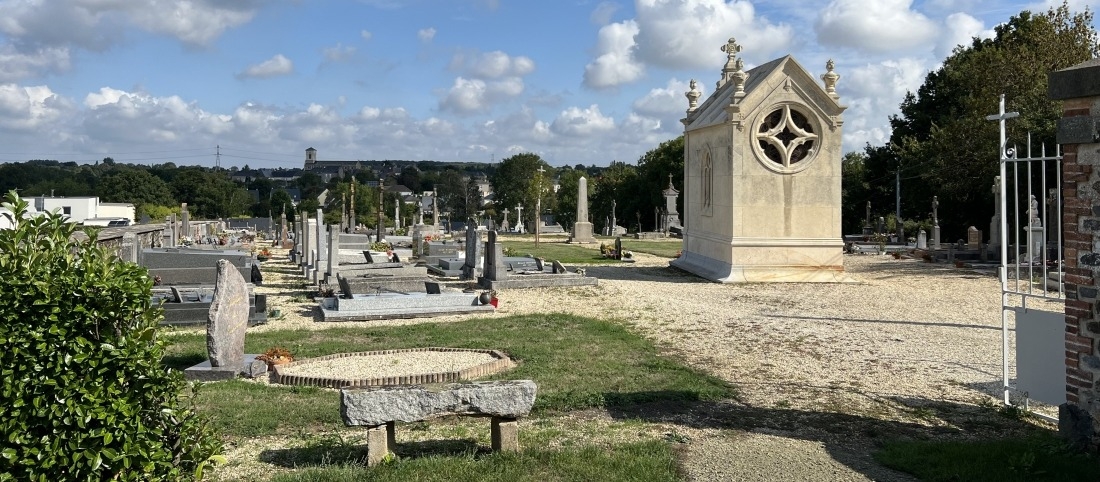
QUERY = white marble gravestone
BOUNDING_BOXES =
[670,39,849,282]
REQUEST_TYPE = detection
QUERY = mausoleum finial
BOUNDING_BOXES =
[717,37,748,97]
[686,79,701,112]
[821,59,840,99]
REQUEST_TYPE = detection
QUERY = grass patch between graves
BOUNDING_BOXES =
[166,314,735,439]
[625,240,683,258]
[499,240,617,264]
[873,432,1099,481]
[260,440,679,482]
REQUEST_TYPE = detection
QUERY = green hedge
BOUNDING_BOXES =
[0,192,222,481]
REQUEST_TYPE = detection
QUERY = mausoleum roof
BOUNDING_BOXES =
[683,54,843,131]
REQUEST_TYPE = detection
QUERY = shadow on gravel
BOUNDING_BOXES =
[580,264,708,283]
[606,392,1051,482]
[845,256,997,280]
[766,313,1009,332]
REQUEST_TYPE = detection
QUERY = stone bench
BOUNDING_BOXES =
[340,380,537,465]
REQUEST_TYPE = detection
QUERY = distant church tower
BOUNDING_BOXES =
[670,38,849,282]
[304,147,318,170]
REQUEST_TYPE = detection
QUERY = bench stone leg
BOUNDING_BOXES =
[491,417,519,452]
[366,424,391,466]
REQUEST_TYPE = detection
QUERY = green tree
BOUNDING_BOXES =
[592,161,641,233]
[636,136,685,230]
[98,167,176,218]
[866,2,1098,238]
[490,153,550,228]
[0,192,222,480]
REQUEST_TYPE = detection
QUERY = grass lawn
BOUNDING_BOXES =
[267,440,680,482]
[874,432,1099,481]
[165,314,735,439]
[500,238,682,263]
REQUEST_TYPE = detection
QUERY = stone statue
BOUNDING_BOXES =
[689,79,696,90]
[735,57,744,71]
[1028,194,1041,227]
[826,59,835,71]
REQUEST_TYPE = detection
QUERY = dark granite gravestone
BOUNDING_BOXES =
[462,224,482,280]
[614,237,623,261]
[142,248,252,285]
[481,231,507,281]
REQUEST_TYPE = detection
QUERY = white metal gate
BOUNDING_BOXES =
[990,94,1064,421]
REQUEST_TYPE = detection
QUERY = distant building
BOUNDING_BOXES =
[302,147,373,182]
[29,196,135,225]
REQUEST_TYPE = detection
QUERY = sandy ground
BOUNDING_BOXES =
[208,239,1059,481]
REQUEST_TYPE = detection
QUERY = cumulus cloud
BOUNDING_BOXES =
[815,0,938,53]
[0,45,72,82]
[632,78,696,117]
[450,50,536,79]
[418,27,436,42]
[937,12,991,57]
[439,77,525,114]
[237,54,294,79]
[0,84,72,131]
[550,105,616,137]
[631,0,794,69]
[0,1,256,48]
[583,20,644,89]
[360,29,373,40]
[126,1,258,46]
[839,57,931,151]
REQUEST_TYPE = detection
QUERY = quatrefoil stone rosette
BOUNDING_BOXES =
[752,103,821,174]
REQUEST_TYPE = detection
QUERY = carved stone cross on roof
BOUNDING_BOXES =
[721,37,741,58]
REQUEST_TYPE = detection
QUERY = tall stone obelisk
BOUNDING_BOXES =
[568,176,596,243]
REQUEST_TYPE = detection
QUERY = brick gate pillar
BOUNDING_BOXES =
[1050,59,1100,452]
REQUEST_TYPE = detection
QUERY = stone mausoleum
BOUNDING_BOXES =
[670,39,848,283]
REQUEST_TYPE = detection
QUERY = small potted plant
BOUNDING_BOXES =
[257,346,294,370]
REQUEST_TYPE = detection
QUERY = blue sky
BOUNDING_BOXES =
[0,0,1091,169]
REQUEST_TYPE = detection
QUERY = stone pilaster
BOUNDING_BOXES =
[1050,60,1100,452]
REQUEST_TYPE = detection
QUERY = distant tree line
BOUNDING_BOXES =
[0,143,688,234]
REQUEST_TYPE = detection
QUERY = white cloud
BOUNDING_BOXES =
[550,105,616,137]
[439,76,525,114]
[125,1,257,46]
[583,20,644,89]
[815,0,938,53]
[451,50,536,79]
[360,29,373,40]
[418,27,436,42]
[81,87,232,144]
[0,84,72,131]
[237,54,294,79]
[631,0,794,69]
[323,43,357,63]
[0,1,256,48]
[0,45,72,82]
[937,12,991,57]
[839,57,931,151]
[632,78,695,117]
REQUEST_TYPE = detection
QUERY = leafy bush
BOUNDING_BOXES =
[0,192,222,481]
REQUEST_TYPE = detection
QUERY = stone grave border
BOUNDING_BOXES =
[273,347,515,388]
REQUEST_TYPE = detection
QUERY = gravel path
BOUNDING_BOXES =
[246,241,1057,481]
